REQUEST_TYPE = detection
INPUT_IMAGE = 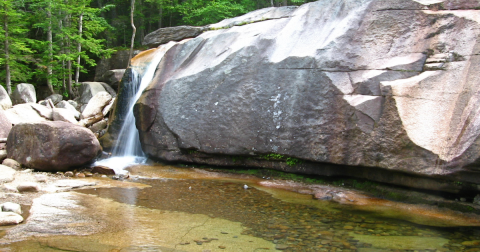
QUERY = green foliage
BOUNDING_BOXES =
[176,0,255,26]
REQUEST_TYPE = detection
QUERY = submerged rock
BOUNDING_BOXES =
[112,0,480,187]
[6,121,102,171]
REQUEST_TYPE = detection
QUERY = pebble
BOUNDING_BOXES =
[17,182,40,192]
[34,174,48,182]
[1,159,21,170]
[64,171,74,177]
[218,246,226,249]
[76,173,85,178]
[276,244,289,250]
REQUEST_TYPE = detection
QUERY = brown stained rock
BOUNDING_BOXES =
[91,165,116,175]
[17,182,40,192]
[6,121,102,172]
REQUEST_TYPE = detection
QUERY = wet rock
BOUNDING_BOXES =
[17,182,40,192]
[64,171,74,177]
[11,83,36,105]
[1,202,22,215]
[275,244,289,250]
[52,179,96,189]
[0,85,12,110]
[91,165,115,175]
[2,159,20,170]
[0,212,23,226]
[143,25,206,48]
[7,121,102,171]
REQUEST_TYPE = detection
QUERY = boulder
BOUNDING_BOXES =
[81,91,112,120]
[0,85,12,110]
[0,212,23,226]
[100,82,116,98]
[6,121,102,171]
[11,83,36,105]
[89,119,108,134]
[75,82,110,107]
[115,0,480,188]
[0,110,12,150]
[2,159,20,170]
[4,104,48,125]
[53,108,78,124]
[56,100,80,120]
[0,165,16,183]
[44,94,63,105]
[143,25,206,48]
[98,69,125,90]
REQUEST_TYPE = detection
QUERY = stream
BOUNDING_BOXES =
[0,163,479,252]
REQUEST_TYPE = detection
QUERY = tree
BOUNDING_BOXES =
[0,0,33,95]
[128,0,135,68]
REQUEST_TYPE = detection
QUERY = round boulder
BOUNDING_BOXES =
[11,83,36,105]
[6,121,102,171]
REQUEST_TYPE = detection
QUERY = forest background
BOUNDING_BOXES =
[0,0,315,98]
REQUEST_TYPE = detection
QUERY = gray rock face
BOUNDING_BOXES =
[120,0,480,184]
[0,110,12,150]
[0,85,12,110]
[143,26,206,48]
[75,82,111,107]
[94,49,139,82]
[7,121,102,171]
[11,83,36,105]
[97,69,125,90]
[44,94,63,105]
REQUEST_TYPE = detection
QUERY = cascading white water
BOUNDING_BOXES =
[94,48,166,174]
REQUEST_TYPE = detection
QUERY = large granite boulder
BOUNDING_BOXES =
[106,0,480,189]
[0,85,12,110]
[0,110,12,150]
[56,101,80,120]
[11,83,36,105]
[7,121,102,171]
[143,26,207,48]
[75,82,115,112]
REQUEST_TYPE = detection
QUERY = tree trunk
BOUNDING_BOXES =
[75,10,83,84]
[158,6,162,28]
[59,15,66,94]
[4,11,11,95]
[283,0,287,6]
[271,0,274,7]
[66,13,73,98]
[47,6,54,94]
[128,0,136,68]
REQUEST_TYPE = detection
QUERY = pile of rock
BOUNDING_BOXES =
[0,81,117,172]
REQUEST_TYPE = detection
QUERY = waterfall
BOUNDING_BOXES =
[94,48,166,173]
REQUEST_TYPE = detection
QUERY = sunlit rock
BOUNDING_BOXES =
[107,0,480,187]
[11,83,36,105]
